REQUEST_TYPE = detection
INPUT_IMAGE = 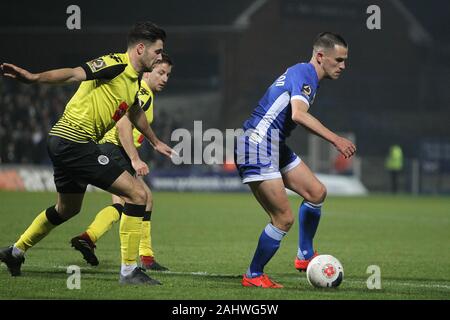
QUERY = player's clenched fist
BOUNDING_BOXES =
[333,136,356,159]
[131,158,149,176]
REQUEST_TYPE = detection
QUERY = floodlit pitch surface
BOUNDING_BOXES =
[0,191,449,299]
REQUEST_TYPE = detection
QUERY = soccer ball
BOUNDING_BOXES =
[306,254,344,288]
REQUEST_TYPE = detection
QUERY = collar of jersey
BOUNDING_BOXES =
[125,52,140,79]
[306,62,320,86]
[141,80,152,93]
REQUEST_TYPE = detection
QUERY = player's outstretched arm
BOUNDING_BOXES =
[291,99,356,158]
[1,63,86,84]
[116,116,149,176]
[126,104,175,159]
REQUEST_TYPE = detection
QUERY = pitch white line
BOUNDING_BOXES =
[53,266,450,290]
[5,263,448,291]
[343,278,450,290]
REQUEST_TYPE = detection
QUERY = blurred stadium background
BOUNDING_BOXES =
[1,0,449,195]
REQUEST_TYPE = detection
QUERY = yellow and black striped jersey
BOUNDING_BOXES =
[100,80,154,148]
[49,52,141,143]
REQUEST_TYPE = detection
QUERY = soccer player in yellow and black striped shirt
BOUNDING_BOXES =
[71,54,173,271]
[0,22,174,285]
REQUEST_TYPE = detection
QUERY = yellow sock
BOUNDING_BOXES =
[120,214,143,265]
[86,205,121,243]
[15,210,56,252]
[139,221,154,257]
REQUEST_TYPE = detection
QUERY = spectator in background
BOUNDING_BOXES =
[385,144,404,193]
[0,78,180,166]
[0,79,77,164]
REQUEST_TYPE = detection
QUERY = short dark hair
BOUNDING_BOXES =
[127,22,166,47]
[155,52,174,66]
[313,32,347,51]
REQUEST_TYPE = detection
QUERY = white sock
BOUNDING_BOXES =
[121,263,137,276]
[12,245,24,258]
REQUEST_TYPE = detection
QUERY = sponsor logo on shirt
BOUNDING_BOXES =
[301,84,312,97]
[98,155,110,165]
[87,58,106,72]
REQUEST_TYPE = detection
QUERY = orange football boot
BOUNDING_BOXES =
[242,274,283,288]
[294,251,318,272]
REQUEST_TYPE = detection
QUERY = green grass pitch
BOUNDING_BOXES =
[0,191,449,300]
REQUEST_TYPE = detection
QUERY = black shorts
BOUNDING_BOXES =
[98,142,135,176]
[47,136,125,193]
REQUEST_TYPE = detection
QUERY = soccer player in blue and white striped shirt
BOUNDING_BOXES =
[235,32,356,288]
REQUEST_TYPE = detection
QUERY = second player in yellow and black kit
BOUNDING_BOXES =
[0,22,173,286]
[98,79,154,177]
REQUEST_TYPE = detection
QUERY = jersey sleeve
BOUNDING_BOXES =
[287,67,314,107]
[81,53,127,80]
[136,86,153,111]
[132,87,154,148]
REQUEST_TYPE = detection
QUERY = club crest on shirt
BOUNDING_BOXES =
[87,58,107,72]
[301,84,312,97]
[97,155,109,165]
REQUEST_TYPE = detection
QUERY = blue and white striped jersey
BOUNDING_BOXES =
[243,62,319,142]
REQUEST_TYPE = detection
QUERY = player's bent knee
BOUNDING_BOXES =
[274,218,294,232]
[273,210,295,231]
[306,183,327,204]
[283,217,295,230]
[54,205,80,220]
[316,183,327,202]
[146,195,153,210]
[130,185,147,205]
[145,188,153,206]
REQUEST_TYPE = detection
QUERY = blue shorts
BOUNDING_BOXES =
[234,135,301,184]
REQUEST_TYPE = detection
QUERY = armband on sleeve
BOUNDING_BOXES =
[82,55,126,80]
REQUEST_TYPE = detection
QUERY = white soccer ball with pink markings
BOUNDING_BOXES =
[306,254,344,288]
